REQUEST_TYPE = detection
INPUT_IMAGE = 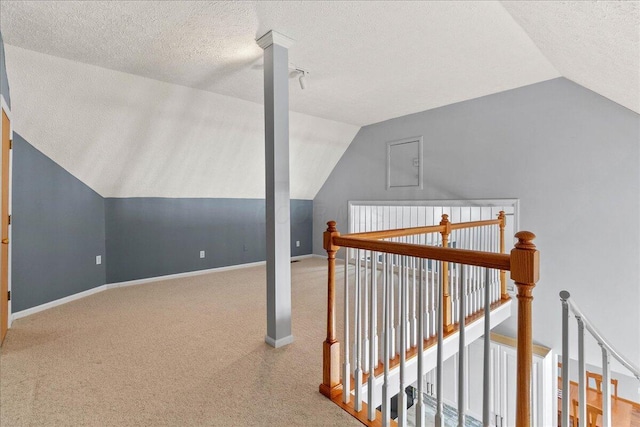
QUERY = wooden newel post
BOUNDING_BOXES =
[440,214,453,332]
[498,211,509,300]
[510,231,539,427]
[320,220,342,399]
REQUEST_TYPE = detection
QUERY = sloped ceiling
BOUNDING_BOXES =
[502,1,640,114]
[4,46,359,199]
[0,1,637,199]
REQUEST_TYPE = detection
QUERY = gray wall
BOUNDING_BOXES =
[10,131,313,307]
[105,198,312,283]
[0,31,10,108]
[314,78,640,373]
[12,133,106,311]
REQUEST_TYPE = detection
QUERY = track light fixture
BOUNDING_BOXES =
[289,64,309,90]
[297,69,307,90]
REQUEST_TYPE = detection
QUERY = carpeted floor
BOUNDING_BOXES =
[0,257,362,426]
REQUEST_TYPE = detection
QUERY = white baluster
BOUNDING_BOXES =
[354,249,363,412]
[435,260,444,427]
[411,252,418,348]
[602,345,612,427]
[382,254,392,427]
[458,265,467,427]
[577,316,586,425]
[380,252,386,365]
[468,227,474,313]
[405,250,412,351]
[482,268,492,427]
[560,291,570,427]
[431,255,437,338]
[368,251,378,421]
[390,248,396,358]
[416,257,426,427]
[398,256,408,427]
[363,250,370,373]
[343,249,351,404]
[477,229,481,301]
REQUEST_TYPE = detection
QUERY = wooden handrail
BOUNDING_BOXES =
[345,224,446,240]
[320,220,539,427]
[345,217,502,240]
[333,236,511,270]
[450,218,502,230]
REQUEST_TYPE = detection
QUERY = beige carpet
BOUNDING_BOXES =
[0,257,361,426]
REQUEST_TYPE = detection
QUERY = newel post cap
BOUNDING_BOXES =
[439,214,451,235]
[510,231,539,284]
[323,221,340,252]
[515,231,536,250]
[498,211,506,226]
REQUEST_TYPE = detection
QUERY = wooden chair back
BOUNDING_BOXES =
[572,398,603,427]
[586,371,618,398]
[586,402,602,427]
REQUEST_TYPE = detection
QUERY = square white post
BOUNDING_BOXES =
[257,30,294,348]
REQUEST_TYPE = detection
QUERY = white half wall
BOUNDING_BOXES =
[4,45,359,199]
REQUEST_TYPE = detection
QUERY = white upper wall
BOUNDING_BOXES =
[5,45,359,199]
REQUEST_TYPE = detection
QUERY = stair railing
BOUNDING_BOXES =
[559,291,640,427]
[320,214,539,427]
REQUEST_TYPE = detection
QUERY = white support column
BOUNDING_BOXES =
[257,30,294,348]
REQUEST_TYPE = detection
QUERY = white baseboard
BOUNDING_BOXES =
[11,285,108,321]
[11,254,314,321]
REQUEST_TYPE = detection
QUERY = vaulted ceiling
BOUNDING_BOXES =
[0,1,637,198]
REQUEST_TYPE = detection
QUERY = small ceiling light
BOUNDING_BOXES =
[295,68,308,90]
[288,64,309,90]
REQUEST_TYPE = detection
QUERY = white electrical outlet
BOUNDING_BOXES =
[200,250,205,259]
[96,255,102,265]
[296,241,300,247]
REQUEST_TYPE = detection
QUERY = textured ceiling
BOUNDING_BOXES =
[0,0,564,126]
[502,1,640,114]
[0,1,638,200]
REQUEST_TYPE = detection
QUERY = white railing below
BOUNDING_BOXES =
[559,291,640,427]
